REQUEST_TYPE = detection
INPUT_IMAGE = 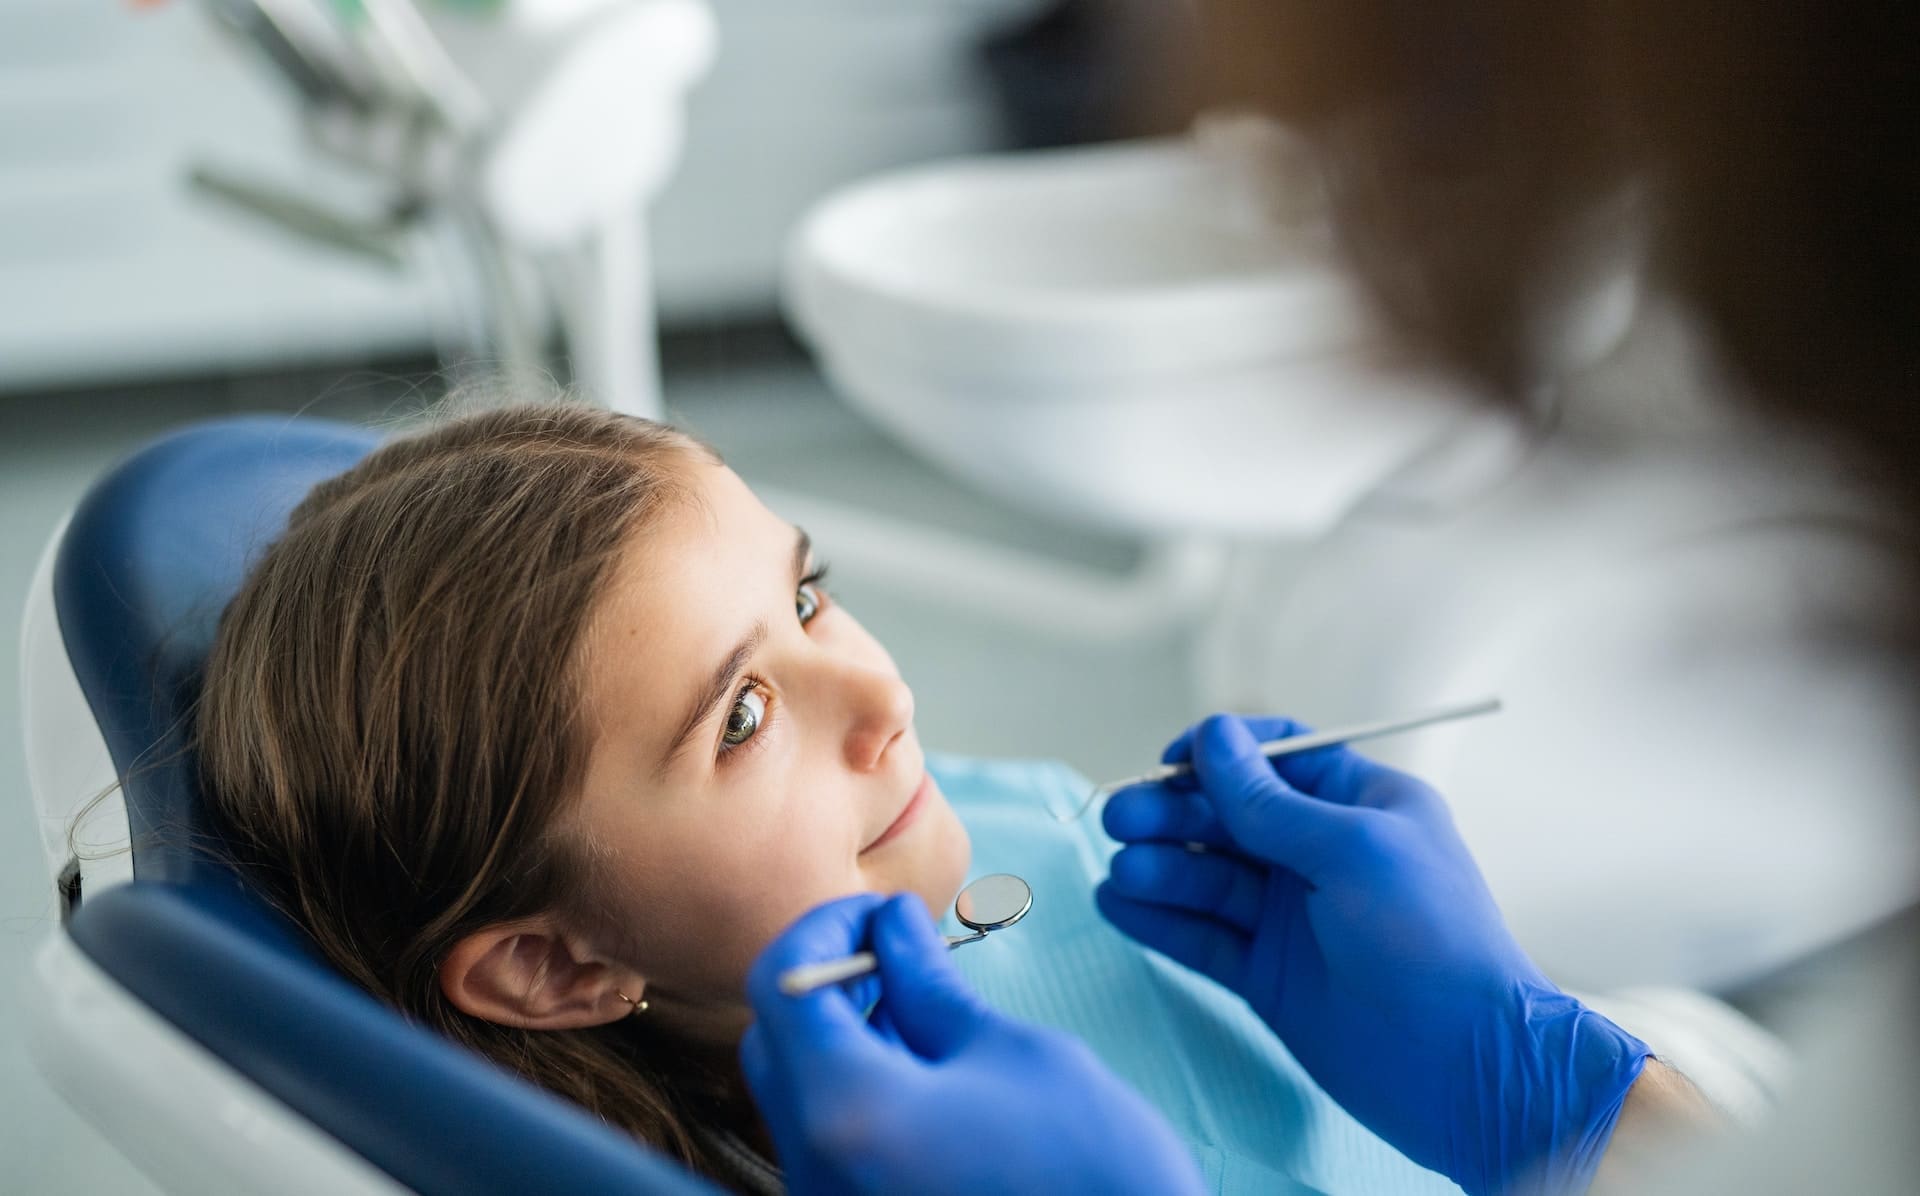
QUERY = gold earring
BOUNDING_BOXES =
[616,989,649,1016]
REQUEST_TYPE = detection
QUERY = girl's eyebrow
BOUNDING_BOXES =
[654,528,813,779]
[657,623,766,780]
[791,527,813,578]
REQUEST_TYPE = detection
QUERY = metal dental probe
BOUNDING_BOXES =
[1056,696,1503,822]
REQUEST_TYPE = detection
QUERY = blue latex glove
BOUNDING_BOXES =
[741,892,1206,1196]
[1097,714,1652,1196]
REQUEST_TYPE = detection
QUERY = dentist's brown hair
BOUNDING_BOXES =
[1200,0,1917,497]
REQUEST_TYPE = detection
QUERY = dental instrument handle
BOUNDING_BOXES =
[1114,697,1503,794]
[1190,695,1499,782]
[778,951,878,996]
[778,934,983,997]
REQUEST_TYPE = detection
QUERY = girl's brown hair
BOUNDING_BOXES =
[195,402,744,1176]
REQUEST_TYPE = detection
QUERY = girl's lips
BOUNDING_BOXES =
[862,772,931,854]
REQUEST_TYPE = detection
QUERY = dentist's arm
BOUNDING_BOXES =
[741,893,1205,1196]
[1098,714,1660,1196]
[1590,1059,1721,1193]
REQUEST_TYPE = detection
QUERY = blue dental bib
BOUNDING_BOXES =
[934,755,1463,1196]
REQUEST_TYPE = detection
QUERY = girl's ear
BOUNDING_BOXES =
[440,919,643,1030]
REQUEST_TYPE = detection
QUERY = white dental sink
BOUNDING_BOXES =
[785,136,1547,538]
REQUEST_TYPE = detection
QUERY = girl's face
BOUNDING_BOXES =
[565,459,970,1033]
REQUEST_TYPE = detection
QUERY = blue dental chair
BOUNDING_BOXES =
[21,416,713,1194]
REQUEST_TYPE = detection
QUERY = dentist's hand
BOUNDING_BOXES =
[741,893,1204,1196]
[1097,714,1651,1196]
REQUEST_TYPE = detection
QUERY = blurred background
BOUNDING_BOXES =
[3,1,1914,1188]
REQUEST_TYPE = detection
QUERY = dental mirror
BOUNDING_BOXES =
[777,873,1033,996]
[949,872,1033,944]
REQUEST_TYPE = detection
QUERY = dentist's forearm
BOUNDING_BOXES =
[1588,1059,1721,1193]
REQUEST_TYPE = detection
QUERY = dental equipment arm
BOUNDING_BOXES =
[1098,714,1654,1196]
[202,0,379,111]
[742,894,1205,1196]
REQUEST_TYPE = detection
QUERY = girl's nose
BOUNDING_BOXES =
[841,666,915,772]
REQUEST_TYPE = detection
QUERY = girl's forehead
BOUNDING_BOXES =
[593,467,754,627]
[574,464,798,738]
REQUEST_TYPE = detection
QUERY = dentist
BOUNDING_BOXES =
[743,0,1915,1190]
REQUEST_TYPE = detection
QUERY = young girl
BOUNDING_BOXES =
[195,402,1460,1195]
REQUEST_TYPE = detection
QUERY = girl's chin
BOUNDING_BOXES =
[871,801,971,922]
[923,806,973,917]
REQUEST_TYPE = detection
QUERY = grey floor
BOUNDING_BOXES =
[0,326,1198,1189]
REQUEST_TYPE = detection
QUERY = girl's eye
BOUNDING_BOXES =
[796,567,829,626]
[722,684,766,748]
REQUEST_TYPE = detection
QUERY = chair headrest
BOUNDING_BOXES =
[67,880,712,1193]
[55,415,379,883]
